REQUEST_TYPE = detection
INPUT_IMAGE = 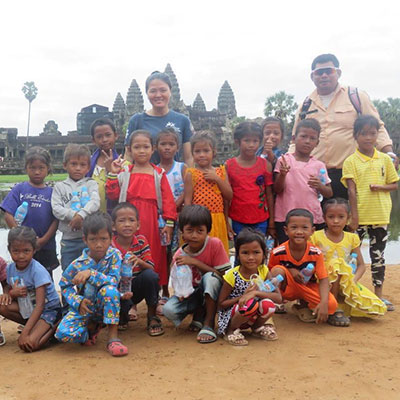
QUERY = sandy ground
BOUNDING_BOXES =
[1,265,399,400]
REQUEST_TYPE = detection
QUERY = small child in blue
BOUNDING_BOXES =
[55,212,128,357]
[1,147,59,277]
[0,227,61,352]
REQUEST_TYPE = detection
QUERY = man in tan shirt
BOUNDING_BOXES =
[290,53,395,198]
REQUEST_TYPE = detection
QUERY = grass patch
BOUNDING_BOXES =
[0,173,68,184]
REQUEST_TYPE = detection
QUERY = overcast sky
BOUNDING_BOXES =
[1,0,398,137]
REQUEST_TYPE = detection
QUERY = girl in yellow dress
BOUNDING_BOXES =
[184,132,232,254]
[311,198,386,326]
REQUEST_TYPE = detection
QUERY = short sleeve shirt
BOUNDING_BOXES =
[224,264,269,287]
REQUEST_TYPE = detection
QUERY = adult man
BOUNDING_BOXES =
[290,53,395,198]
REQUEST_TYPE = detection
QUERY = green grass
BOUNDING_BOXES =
[0,173,68,184]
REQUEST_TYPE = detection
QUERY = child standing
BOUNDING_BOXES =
[87,118,119,214]
[0,227,61,352]
[111,203,164,336]
[106,130,177,288]
[184,132,232,254]
[226,122,275,238]
[274,119,333,244]
[218,229,280,346]
[0,256,8,345]
[51,144,100,271]
[163,205,230,344]
[55,213,128,357]
[342,115,399,311]
[1,147,59,277]
[268,209,338,324]
[311,198,387,326]
[257,117,285,169]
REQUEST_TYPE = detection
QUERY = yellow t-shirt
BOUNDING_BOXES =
[341,149,399,225]
[223,264,269,287]
[93,166,107,213]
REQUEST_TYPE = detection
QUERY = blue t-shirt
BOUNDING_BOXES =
[125,110,193,163]
[7,259,61,310]
[0,182,56,250]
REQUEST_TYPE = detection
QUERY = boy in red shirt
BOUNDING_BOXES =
[268,208,337,324]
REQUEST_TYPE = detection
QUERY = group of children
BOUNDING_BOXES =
[0,112,397,353]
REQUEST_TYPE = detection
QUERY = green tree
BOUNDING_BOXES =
[22,81,38,150]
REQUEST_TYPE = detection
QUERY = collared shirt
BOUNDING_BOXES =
[290,85,392,169]
[341,149,399,225]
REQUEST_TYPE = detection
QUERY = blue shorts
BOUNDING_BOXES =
[40,306,62,327]
[231,220,269,237]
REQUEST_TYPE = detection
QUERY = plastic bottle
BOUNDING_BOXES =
[348,252,358,274]
[265,236,275,263]
[172,263,194,298]
[11,277,34,319]
[158,215,169,246]
[250,273,284,292]
[317,168,327,202]
[70,191,81,212]
[120,259,132,295]
[80,186,90,208]
[14,201,29,226]
[300,263,315,283]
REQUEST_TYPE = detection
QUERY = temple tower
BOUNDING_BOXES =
[126,79,144,117]
[217,81,237,119]
[112,92,126,134]
[192,93,207,112]
[164,64,181,110]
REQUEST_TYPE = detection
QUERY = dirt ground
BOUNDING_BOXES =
[1,265,399,400]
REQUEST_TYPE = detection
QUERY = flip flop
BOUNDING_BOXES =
[327,310,351,327]
[292,304,317,323]
[274,303,287,314]
[252,323,278,341]
[381,298,395,311]
[224,329,248,346]
[197,326,217,344]
[188,320,203,332]
[147,316,165,337]
[107,339,128,357]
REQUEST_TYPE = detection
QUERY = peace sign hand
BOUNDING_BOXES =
[109,154,125,174]
[279,155,290,176]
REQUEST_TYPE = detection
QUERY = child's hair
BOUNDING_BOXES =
[353,115,380,138]
[179,205,212,233]
[311,53,339,70]
[285,208,314,226]
[145,71,172,92]
[261,117,285,137]
[294,118,321,137]
[25,146,52,174]
[90,118,116,138]
[235,228,267,260]
[63,144,91,164]
[8,226,37,250]
[111,202,139,222]
[128,129,153,148]
[83,212,112,238]
[155,127,179,146]
[322,197,351,215]
[233,121,263,143]
[190,132,216,152]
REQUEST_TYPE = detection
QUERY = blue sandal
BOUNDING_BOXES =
[382,298,395,311]
[197,326,217,344]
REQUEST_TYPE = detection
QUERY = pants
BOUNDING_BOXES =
[55,285,120,344]
[120,269,160,325]
[357,225,388,287]
[327,168,348,199]
[60,239,87,271]
[231,299,276,328]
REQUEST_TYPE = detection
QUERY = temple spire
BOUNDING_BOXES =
[217,80,237,119]
[164,63,181,110]
[126,79,144,117]
[192,93,206,112]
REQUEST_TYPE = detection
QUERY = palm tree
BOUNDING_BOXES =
[22,81,38,150]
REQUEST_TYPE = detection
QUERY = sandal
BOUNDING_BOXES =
[147,316,165,337]
[252,323,278,341]
[83,323,103,346]
[107,339,128,357]
[0,328,5,346]
[188,320,203,332]
[197,326,217,344]
[224,329,248,346]
[156,296,169,316]
[274,303,287,314]
[381,298,395,311]
[327,310,351,327]
[292,304,317,323]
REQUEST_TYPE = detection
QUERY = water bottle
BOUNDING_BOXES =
[265,236,275,263]
[11,277,34,319]
[300,263,315,283]
[80,186,90,208]
[14,201,29,226]
[70,191,81,212]
[348,252,358,274]
[158,215,169,246]
[317,168,327,202]
[251,273,284,292]
[83,283,96,299]
[120,259,132,295]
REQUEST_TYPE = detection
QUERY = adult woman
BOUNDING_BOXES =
[125,71,194,165]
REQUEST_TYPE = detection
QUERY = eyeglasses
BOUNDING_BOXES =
[312,67,338,76]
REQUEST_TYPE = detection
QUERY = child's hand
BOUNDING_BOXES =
[109,155,125,174]
[307,175,322,190]
[288,268,305,284]
[127,254,140,269]
[227,224,235,241]
[279,155,290,175]
[79,298,93,315]
[69,214,83,231]
[313,301,329,323]
[11,279,27,298]
[263,138,274,159]
[203,168,219,183]
[18,332,34,352]
[267,224,277,239]
[369,184,382,192]
[0,293,12,306]
[161,226,173,244]
[238,292,256,308]
[348,217,359,232]
[72,269,91,285]
[176,255,196,266]
[121,292,133,300]
[102,149,117,173]
[244,283,257,294]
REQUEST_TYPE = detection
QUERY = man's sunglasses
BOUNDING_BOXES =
[312,67,338,76]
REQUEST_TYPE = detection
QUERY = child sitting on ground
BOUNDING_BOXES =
[55,213,128,357]
[163,205,231,344]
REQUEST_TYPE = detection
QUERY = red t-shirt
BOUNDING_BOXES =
[226,157,273,223]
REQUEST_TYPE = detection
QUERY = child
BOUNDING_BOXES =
[163,205,230,344]
[0,256,8,345]
[55,213,128,357]
[257,117,285,168]
[226,122,275,239]
[0,227,61,352]
[342,115,399,311]
[106,130,177,289]
[218,228,280,346]
[51,144,100,271]
[274,119,333,244]
[268,209,338,324]
[87,118,119,214]
[311,198,387,326]
[184,132,232,254]
[1,147,59,277]
[111,203,164,336]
